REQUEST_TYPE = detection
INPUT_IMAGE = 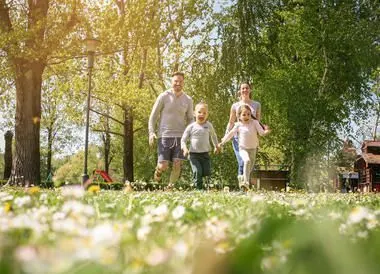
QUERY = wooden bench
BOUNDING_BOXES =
[252,167,290,191]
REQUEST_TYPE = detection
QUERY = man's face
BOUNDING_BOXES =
[172,75,184,93]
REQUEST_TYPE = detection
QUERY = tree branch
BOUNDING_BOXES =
[92,128,124,137]
[89,107,124,125]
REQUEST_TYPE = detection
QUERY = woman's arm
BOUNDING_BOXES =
[225,105,237,134]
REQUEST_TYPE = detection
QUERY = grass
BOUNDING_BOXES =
[0,186,379,273]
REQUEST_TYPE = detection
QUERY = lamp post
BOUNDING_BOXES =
[82,38,101,185]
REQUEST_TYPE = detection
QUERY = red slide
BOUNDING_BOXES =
[93,169,113,183]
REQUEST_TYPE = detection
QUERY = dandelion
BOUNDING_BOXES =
[328,211,341,220]
[15,245,37,262]
[13,196,32,208]
[39,193,48,202]
[145,248,171,266]
[357,230,368,239]
[172,240,188,258]
[4,202,12,213]
[90,223,120,247]
[348,206,371,224]
[205,217,230,242]
[26,186,40,195]
[87,185,100,194]
[172,205,185,220]
[61,185,85,199]
[214,241,233,254]
[137,225,151,241]
[250,194,265,203]
[151,204,169,217]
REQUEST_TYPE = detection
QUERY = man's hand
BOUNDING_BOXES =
[182,147,189,157]
[149,133,157,147]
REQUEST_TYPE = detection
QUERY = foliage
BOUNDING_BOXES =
[0,0,378,188]
[208,0,379,185]
[53,145,103,185]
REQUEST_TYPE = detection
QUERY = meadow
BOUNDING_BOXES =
[1,186,379,274]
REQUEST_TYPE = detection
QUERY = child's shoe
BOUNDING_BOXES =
[240,182,250,192]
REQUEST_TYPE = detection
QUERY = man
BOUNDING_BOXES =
[148,72,193,185]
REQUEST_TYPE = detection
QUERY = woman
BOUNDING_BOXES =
[225,82,261,184]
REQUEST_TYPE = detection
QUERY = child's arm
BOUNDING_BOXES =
[219,124,238,147]
[181,124,192,157]
[208,122,220,153]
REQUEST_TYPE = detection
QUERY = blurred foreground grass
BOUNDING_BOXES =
[0,186,379,273]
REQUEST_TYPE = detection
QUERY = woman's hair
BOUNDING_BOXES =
[237,104,257,121]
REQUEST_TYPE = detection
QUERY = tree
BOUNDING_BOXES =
[0,0,79,186]
[3,130,13,180]
[214,0,379,185]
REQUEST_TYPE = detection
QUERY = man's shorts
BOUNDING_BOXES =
[157,137,185,162]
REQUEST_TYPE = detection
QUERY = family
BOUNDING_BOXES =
[148,72,270,190]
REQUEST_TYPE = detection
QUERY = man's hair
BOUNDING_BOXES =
[172,71,185,78]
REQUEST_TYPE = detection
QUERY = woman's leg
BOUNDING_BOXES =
[232,136,244,175]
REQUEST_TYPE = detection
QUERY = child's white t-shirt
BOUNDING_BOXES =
[221,120,265,149]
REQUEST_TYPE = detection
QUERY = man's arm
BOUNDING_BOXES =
[181,124,192,157]
[148,94,163,136]
[186,98,194,125]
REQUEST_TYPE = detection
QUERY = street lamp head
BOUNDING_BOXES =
[84,38,101,53]
[84,38,101,69]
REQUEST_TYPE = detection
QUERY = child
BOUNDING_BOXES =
[219,104,270,190]
[181,102,220,190]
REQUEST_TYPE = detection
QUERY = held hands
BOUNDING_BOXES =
[214,144,221,154]
[149,133,157,147]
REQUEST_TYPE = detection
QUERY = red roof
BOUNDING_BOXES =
[362,140,380,149]
[356,153,380,165]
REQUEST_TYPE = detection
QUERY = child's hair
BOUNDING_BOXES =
[195,101,208,111]
[237,104,257,121]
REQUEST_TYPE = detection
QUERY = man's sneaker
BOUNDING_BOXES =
[237,175,244,186]
[154,168,162,182]
[166,183,174,191]
[240,182,250,192]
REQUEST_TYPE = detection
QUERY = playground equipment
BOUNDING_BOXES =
[355,140,380,192]
[91,169,113,183]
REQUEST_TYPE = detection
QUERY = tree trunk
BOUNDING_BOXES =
[123,106,134,182]
[9,60,44,186]
[103,116,111,173]
[46,126,53,179]
[3,131,13,180]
